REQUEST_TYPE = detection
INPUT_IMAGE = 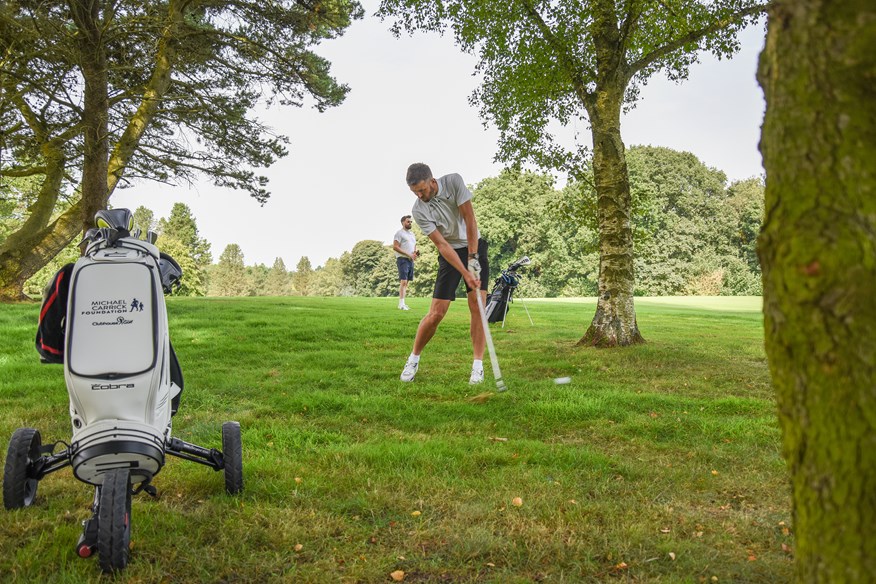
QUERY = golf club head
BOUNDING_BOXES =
[508,256,531,271]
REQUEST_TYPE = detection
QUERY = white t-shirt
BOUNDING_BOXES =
[411,173,479,249]
[393,229,416,258]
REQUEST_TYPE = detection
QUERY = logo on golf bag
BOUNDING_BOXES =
[90,382,136,391]
[91,316,134,327]
[81,298,129,316]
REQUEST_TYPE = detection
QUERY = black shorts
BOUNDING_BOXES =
[396,257,414,281]
[433,239,489,300]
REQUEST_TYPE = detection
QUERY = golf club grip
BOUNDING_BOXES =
[476,291,504,388]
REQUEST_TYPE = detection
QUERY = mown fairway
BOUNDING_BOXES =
[0,297,792,583]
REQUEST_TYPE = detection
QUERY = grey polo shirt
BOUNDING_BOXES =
[411,173,480,249]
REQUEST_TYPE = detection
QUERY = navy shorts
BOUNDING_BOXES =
[397,257,414,281]
[433,239,489,300]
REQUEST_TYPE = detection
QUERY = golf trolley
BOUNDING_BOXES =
[484,256,533,327]
[3,208,243,573]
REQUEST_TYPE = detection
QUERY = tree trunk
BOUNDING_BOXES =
[758,1,876,581]
[579,86,644,347]
[71,0,111,228]
[0,141,70,301]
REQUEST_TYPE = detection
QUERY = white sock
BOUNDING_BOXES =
[473,359,483,370]
[408,353,420,364]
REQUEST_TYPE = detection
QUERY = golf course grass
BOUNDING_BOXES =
[0,296,792,582]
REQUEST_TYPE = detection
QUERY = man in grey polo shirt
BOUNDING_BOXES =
[399,163,490,384]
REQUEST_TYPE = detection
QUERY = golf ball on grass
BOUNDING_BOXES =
[553,376,572,385]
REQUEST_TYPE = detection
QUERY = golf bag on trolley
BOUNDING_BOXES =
[3,208,244,574]
[484,256,531,326]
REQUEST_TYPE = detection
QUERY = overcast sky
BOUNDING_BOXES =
[113,3,768,269]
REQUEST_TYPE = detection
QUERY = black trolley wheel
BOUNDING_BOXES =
[97,468,132,573]
[3,428,42,509]
[222,421,244,495]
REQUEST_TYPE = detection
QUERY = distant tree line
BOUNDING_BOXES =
[15,146,763,298]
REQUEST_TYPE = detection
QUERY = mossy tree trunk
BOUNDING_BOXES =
[579,84,643,347]
[758,1,876,581]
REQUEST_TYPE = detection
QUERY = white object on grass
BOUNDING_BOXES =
[553,377,572,385]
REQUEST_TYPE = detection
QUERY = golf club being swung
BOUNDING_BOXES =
[475,291,507,392]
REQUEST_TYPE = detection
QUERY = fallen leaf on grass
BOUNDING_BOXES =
[411,510,421,517]
[781,543,792,554]
[668,552,676,561]
[660,528,671,533]
[649,412,659,418]
[488,437,508,442]
[748,554,757,562]
[613,562,629,571]
[711,470,719,476]
[294,544,303,552]
[390,570,406,581]
[512,497,523,507]
[486,562,495,568]
[294,477,302,484]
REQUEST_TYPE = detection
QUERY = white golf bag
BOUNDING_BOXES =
[65,226,178,486]
[3,208,242,574]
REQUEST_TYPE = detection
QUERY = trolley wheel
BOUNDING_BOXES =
[3,428,42,509]
[222,421,244,495]
[97,468,132,573]
[77,542,95,558]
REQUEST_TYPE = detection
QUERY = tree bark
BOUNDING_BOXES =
[579,85,644,347]
[758,1,876,581]
[70,0,110,227]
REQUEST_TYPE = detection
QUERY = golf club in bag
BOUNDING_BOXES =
[484,256,532,327]
[4,208,243,574]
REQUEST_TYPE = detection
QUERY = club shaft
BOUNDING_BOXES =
[475,291,504,388]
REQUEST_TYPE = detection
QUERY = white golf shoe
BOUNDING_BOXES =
[400,359,419,382]
[469,366,484,385]
[400,304,411,311]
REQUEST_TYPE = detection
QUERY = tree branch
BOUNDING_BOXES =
[628,4,768,79]
[517,0,596,107]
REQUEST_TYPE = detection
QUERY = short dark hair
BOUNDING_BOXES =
[400,215,411,223]
[406,163,432,186]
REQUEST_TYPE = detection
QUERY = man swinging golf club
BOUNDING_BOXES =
[399,163,490,384]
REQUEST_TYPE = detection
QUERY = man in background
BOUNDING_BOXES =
[393,215,418,310]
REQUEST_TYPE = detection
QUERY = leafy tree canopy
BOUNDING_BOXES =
[0,0,363,299]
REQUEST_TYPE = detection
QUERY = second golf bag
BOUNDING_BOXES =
[484,256,530,325]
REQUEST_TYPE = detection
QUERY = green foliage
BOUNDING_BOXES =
[556,147,763,296]
[146,203,212,296]
[0,297,792,582]
[1,0,365,202]
[310,257,349,296]
[209,244,249,297]
[292,256,314,296]
[0,0,364,298]
[22,240,80,299]
[159,235,209,297]
[264,257,292,296]
[378,0,766,174]
[344,240,397,297]
[132,206,155,235]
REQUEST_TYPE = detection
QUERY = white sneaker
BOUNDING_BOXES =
[400,359,419,382]
[469,366,484,385]
[401,304,411,311]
